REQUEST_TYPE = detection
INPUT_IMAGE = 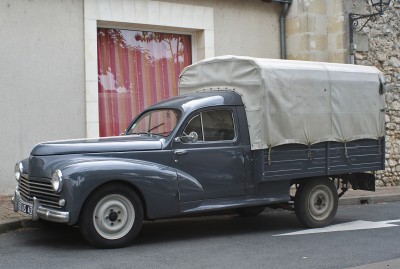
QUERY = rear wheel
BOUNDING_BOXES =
[79,184,143,248]
[295,178,338,228]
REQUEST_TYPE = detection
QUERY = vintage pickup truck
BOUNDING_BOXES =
[12,56,385,248]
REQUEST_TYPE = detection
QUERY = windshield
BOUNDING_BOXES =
[127,109,181,137]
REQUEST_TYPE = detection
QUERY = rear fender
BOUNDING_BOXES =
[341,173,376,192]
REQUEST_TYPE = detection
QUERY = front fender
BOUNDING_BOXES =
[60,158,178,225]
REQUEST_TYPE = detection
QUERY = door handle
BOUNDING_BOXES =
[174,150,188,155]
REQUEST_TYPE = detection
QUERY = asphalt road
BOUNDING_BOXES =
[1,202,400,269]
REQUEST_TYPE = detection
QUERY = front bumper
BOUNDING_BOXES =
[12,189,70,223]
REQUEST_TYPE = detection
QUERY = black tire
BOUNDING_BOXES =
[236,206,265,217]
[295,178,338,228]
[79,184,143,248]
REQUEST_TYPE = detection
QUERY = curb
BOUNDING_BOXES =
[0,218,40,234]
[0,219,24,234]
[339,193,400,206]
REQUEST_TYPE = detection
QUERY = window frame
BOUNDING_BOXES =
[180,108,237,144]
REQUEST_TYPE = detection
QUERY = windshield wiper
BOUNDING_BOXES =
[147,123,165,133]
[129,132,149,136]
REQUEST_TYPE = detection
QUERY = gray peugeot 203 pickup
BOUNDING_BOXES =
[12,56,385,248]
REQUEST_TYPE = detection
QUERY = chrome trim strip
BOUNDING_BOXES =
[12,188,20,212]
[12,189,70,223]
[36,206,70,223]
[18,176,61,208]
[32,197,39,221]
[27,189,60,198]
[30,182,54,189]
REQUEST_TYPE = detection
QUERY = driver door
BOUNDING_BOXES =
[173,107,246,202]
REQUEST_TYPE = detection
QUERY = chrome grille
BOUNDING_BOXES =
[19,175,61,209]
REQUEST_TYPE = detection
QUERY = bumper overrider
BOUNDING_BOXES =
[11,189,70,223]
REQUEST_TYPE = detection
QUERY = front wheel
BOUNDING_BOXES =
[294,178,338,228]
[79,184,143,248]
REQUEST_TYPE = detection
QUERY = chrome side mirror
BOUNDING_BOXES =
[187,131,198,143]
[174,131,199,143]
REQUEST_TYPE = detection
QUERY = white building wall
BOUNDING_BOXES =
[0,0,86,194]
[166,0,281,58]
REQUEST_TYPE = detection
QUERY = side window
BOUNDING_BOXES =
[202,110,235,141]
[181,109,235,143]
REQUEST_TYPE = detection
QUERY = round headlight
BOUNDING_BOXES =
[14,162,23,182]
[51,170,63,192]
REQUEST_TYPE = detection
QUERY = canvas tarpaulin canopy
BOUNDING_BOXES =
[178,56,385,150]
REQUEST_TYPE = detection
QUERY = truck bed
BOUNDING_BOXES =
[258,138,384,182]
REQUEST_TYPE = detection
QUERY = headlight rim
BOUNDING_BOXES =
[51,169,63,193]
[14,162,23,182]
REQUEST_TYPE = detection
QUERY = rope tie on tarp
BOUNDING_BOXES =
[344,141,349,159]
[268,146,272,165]
[308,143,312,160]
[378,138,382,154]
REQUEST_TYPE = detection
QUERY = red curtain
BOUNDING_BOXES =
[97,28,192,137]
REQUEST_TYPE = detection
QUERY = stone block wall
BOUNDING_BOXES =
[354,2,400,186]
[286,0,347,63]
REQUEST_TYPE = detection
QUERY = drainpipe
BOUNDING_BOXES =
[279,2,291,59]
[262,0,292,59]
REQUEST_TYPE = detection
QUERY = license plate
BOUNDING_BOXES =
[18,199,33,215]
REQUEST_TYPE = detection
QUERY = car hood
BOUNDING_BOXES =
[31,135,163,156]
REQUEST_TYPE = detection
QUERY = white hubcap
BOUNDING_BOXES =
[93,194,135,240]
[308,185,334,221]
